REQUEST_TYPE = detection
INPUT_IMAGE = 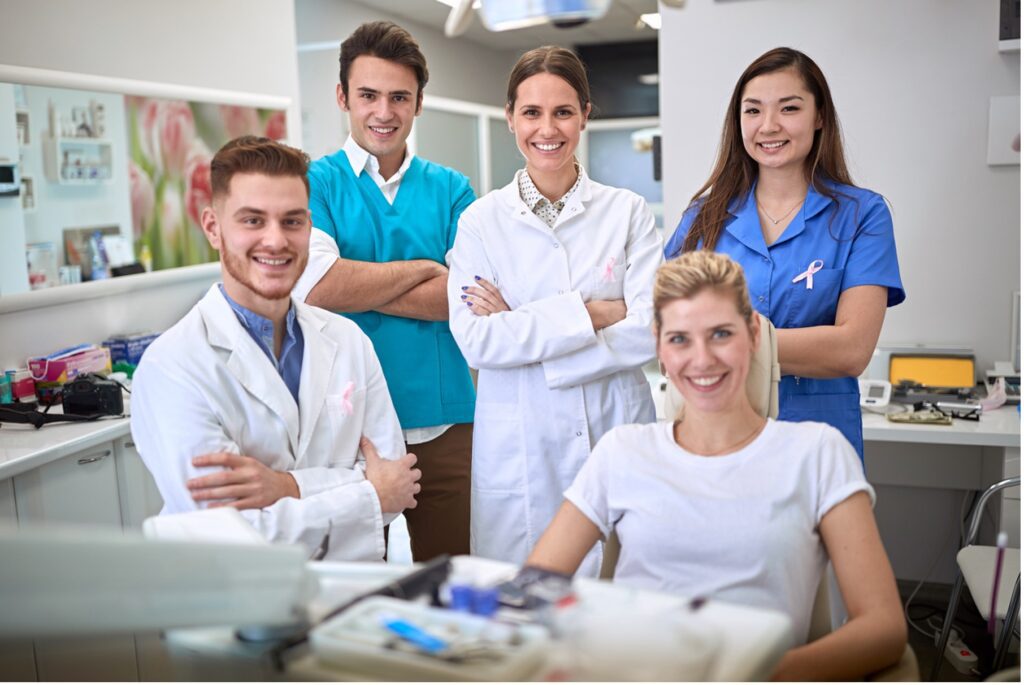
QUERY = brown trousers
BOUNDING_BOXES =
[400,422,472,561]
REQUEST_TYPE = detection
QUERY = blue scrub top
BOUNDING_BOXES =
[664,180,905,459]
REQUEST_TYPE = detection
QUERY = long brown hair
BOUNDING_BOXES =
[679,48,853,253]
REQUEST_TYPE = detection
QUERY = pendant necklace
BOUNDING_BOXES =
[756,197,805,225]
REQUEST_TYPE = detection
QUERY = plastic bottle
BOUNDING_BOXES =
[90,231,109,280]
[139,243,153,272]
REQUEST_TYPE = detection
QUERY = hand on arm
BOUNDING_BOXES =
[361,436,422,514]
[305,257,446,313]
[526,500,603,575]
[584,299,627,331]
[770,492,906,681]
[187,452,299,510]
[776,285,887,378]
[462,277,510,316]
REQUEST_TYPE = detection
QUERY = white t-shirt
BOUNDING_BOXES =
[564,418,874,645]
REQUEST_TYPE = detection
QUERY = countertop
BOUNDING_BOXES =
[0,404,131,480]
[862,405,1020,448]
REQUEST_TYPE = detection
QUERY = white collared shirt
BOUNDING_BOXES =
[341,135,413,204]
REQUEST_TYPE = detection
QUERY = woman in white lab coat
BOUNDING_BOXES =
[447,46,662,573]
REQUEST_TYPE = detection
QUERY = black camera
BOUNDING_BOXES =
[62,373,124,417]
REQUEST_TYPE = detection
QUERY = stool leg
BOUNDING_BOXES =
[930,573,966,681]
[992,575,1020,672]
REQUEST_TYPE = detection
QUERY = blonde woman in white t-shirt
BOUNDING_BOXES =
[527,251,906,681]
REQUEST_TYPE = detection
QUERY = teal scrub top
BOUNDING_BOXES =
[665,180,905,459]
[308,149,477,429]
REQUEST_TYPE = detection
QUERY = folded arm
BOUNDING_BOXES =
[292,228,446,316]
[447,219,596,369]
[130,358,388,559]
[540,199,662,388]
[776,285,886,378]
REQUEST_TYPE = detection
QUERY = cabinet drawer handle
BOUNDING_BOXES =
[124,441,135,449]
[77,450,112,465]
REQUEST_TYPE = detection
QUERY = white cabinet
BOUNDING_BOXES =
[0,477,16,524]
[114,436,163,530]
[13,442,122,527]
[10,441,139,681]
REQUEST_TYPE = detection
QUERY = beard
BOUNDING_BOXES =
[221,247,308,302]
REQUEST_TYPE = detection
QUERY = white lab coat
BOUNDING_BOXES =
[131,285,405,561]
[447,168,661,572]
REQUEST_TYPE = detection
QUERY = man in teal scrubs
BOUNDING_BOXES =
[292,21,475,562]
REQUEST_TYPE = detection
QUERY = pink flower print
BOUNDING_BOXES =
[128,159,155,240]
[220,105,261,139]
[265,110,287,141]
[185,151,212,228]
[158,101,196,179]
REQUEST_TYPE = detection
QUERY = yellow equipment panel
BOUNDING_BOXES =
[889,356,975,389]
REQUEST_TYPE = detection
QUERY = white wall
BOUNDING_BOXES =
[0,84,29,295]
[20,86,132,261]
[0,0,301,367]
[660,0,1021,374]
[295,0,519,159]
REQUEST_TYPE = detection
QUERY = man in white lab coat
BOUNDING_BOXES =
[131,136,421,561]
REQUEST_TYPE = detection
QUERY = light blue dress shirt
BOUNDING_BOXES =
[218,284,304,408]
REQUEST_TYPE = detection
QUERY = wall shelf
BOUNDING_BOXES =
[41,134,113,184]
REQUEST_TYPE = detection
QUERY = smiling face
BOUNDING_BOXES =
[201,172,310,317]
[338,55,421,174]
[506,72,590,187]
[657,288,760,416]
[739,67,821,176]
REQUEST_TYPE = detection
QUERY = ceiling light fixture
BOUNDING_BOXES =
[640,12,661,30]
[436,0,481,9]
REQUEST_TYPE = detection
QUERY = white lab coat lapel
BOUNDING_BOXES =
[198,285,301,457]
[294,303,337,463]
[551,166,591,230]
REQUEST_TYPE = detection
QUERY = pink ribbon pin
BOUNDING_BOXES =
[340,381,355,416]
[602,257,617,283]
[792,259,824,290]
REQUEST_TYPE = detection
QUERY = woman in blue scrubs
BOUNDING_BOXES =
[664,47,904,459]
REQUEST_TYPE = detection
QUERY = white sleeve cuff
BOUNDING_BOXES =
[292,228,340,303]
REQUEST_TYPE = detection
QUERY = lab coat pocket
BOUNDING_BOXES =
[326,387,366,443]
[782,267,843,327]
[590,261,627,301]
[471,405,525,493]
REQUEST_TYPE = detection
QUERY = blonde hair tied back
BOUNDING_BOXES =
[654,251,755,331]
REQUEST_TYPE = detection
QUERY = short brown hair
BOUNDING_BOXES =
[210,136,310,201]
[654,251,755,332]
[506,46,591,112]
[339,21,428,100]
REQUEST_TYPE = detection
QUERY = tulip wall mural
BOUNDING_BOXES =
[126,97,287,270]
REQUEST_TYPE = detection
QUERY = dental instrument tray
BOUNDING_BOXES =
[309,596,549,681]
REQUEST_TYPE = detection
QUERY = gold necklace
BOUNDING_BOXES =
[756,197,805,225]
[675,416,767,457]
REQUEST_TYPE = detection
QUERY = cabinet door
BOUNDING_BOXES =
[0,478,16,525]
[13,442,122,527]
[13,444,138,680]
[0,639,37,681]
[114,436,164,530]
